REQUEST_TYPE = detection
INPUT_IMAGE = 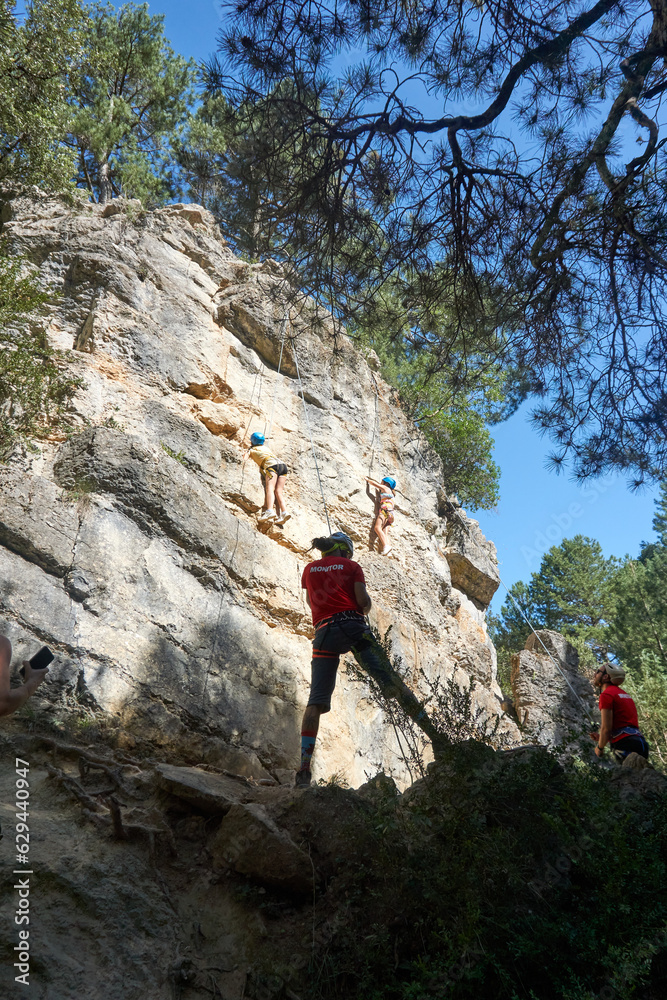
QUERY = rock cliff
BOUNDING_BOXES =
[0,187,516,786]
[510,629,598,745]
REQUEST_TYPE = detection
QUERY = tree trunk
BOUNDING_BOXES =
[98,161,112,205]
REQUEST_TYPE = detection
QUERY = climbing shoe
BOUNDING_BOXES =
[275,511,291,525]
[381,546,393,556]
[295,767,312,789]
[258,509,276,522]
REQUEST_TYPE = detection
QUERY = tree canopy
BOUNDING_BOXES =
[0,0,84,188]
[608,482,667,673]
[490,534,617,675]
[215,0,667,484]
[67,2,196,204]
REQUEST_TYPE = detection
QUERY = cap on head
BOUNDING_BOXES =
[604,664,626,685]
[250,432,265,446]
[328,531,354,557]
[382,476,397,490]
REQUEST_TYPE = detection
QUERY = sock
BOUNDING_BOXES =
[300,730,317,771]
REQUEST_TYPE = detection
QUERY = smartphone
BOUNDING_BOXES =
[19,646,54,679]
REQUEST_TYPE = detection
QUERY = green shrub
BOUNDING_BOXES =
[0,248,82,459]
[309,748,667,1000]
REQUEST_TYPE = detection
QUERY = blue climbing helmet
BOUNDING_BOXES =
[382,476,397,490]
[250,432,265,446]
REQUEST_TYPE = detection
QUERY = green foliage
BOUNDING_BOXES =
[0,247,82,458]
[306,748,667,1000]
[623,654,667,768]
[608,484,667,675]
[217,0,667,484]
[160,442,186,465]
[490,536,617,673]
[351,282,529,510]
[606,486,667,762]
[345,626,511,784]
[0,0,84,188]
[67,2,196,204]
[179,77,321,260]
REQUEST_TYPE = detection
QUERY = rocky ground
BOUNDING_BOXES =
[0,709,664,1000]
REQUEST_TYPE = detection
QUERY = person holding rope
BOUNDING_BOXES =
[591,663,649,762]
[365,475,396,556]
[243,432,291,525]
[297,531,443,787]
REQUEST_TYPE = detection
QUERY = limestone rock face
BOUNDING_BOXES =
[0,188,517,785]
[511,630,597,745]
[441,511,500,608]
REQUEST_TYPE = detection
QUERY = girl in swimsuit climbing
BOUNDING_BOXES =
[365,475,396,555]
[243,432,291,524]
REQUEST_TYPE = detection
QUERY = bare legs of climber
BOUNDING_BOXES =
[365,477,396,556]
[243,432,291,525]
[263,471,289,523]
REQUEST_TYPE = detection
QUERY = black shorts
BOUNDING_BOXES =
[308,612,394,712]
[261,463,288,481]
[610,734,649,761]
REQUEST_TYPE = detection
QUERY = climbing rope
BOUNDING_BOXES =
[367,374,381,478]
[204,347,267,709]
[445,502,597,726]
[265,313,288,440]
[292,338,332,534]
[497,569,596,726]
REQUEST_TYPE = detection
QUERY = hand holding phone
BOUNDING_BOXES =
[19,646,54,680]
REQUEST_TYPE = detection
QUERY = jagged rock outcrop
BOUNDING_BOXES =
[510,630,597,744]
[0,187,517,786]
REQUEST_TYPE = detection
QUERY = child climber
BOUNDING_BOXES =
[243,432,291,524]
[365,475,396,555]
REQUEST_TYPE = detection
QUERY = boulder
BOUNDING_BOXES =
[0,188,519,787]
[511,629,597,746]
[442,513,500,608]
[156,764,249,814]
[209,801,313,894]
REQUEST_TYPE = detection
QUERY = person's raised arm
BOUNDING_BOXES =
[354,582,372,615]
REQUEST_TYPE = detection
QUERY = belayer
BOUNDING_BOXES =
[365,475,396,555]
[296,531,443,787]
[243,431,291,524]
[591,663,649,762]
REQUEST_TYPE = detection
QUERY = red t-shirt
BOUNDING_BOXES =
[301,556,365,626]
[599,685,639,741]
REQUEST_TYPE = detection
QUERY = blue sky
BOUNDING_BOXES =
[111,1,662,611]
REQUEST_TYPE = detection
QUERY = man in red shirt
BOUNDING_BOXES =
[592,664,649,762]
[297,531,439,787]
